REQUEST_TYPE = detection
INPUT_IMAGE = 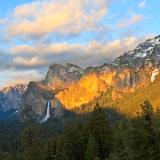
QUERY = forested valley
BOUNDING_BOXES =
[0,101,160,160]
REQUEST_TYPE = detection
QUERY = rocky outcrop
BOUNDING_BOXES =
[19,63,84,121]
[20,82,64,121]
[0,84,27,112]
[20,36,160,119]
[56,73,107,109]
[20,82,52,120]
[3,35,160,121]
[43,63,84,92]
[113,35,160,68]
[56,66,154,108]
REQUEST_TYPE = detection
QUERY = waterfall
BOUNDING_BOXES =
[40,100,51,123]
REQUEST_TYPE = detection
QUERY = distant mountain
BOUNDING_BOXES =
[0,109,17,121]
[1,35,160,122]
[113,35,160,68]
[19,82,64,122]
[0,84,27,112]
[54,35,160,112]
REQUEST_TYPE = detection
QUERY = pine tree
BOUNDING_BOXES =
[45,138,57,160]
[88,103,113,160]
[56,135,65,160]
[85,134,98,160]
[129,101,156,160]
[141,100,154,134]
[21,126,45,160]
[63,122,87,160]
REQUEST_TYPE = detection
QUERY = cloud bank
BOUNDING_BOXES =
[5,0,109,39]
[0,0,147,88]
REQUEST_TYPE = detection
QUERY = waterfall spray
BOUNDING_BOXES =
[40,100,51,123]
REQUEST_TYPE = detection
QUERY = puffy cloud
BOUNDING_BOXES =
[0,68,44,89]
[0,36,146,88]
[138,0,147,8]
[0,0,149,88]
[117,14,143,28]
[12,57,47,68]
[10,37,144,67]
[11,43,82,56]
[0,19,6,25]
[4,0,109,39]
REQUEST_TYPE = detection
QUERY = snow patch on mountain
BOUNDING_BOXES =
[151,69,159,82]
[113,35,160,67]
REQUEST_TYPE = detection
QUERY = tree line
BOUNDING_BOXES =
[1,101,160,160]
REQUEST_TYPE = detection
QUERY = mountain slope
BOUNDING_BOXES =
[43,63,84,92]
[20,35,160,121]
[1,35,160,121]
[113,35,160,68]
[0,84,27,112]
[84,73,160,117]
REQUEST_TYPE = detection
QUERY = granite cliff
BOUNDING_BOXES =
[1,35,160,121]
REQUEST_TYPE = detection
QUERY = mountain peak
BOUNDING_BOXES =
[44,63,84,91]
[0,84,27,112]
[113,35,160,68]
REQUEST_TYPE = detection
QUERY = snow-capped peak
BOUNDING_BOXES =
[134,36,160,58]
[113,35,160,68]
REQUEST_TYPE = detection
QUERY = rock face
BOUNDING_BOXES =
[56,73,107,109]
[20,82,52,121]
[2,35,160,121]
[113,35,160,68]
[55,36,160,109]
[0,84,27,112]
[56,66,153,108]
[19,63,84,121]
[20,35,160,120]
[20,82,64,121]
[43,63,84,92]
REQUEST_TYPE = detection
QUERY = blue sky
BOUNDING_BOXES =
[0,0,160,88]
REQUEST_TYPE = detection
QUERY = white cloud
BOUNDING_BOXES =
[138,0,147,8]
[0,35,146,88]
[0,68,44,89]
[0,18,6,25]
[117,14,143,28]
[0,0,150,89]
[13,57,47,68]
[4,0,109,39]
[10,36,143,67]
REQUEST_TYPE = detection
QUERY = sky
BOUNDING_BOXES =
[0,0,160,88]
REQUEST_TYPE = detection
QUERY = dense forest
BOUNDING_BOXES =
[0,101,160,160]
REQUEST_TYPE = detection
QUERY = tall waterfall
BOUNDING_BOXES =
[40,101,51,123]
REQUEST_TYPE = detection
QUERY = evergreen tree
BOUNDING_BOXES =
[45,138,57,160]
[88,103,113,160]
[63,122,87,160]
[141,100,153,127]
[85,134,98,160]
[56,135,65,160]
[129,101,156,160]
[21,126,45,160]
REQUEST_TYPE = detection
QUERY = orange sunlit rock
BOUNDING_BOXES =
[56,73,107,109]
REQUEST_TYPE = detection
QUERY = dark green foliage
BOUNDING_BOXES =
[63,122,88,160]
[87,104,113,160]
[1,101,160,160]
[45,138,57,160]
[85,134,98,160]
[127,101,158,160]
[21,126,45,160]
